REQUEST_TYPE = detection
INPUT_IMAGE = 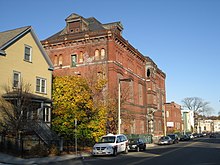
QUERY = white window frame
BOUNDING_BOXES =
[36,77,47,94]
[24,45,32,62]
[13,71,21,88]
[44,107,50,122]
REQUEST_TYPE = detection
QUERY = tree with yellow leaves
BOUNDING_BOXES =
[52,75,107,145]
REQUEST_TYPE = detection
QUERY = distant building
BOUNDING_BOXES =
[165,102,182,134]
[181,109,194,133]
[41,13,166,136]
[197,119,213,133]
[197,119,220,133]
[213,120,220,132]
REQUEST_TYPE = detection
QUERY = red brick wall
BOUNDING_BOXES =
[42,14,166,136]
[165,102,182,133]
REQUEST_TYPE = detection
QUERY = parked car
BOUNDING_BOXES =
[128,138,146,152]
[186,133,194,139]
[209,133,216,138]
[92,133,128,156]
[193,133,199,138]
[158,136,173,145]
[167,134,179,144]
[180,134,190,141]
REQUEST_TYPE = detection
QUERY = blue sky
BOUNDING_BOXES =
[1,0,220,115]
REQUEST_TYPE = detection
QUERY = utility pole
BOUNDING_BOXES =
[75,118,77,156]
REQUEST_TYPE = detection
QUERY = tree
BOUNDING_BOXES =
[52,75,107,143]
[182,97,214,133]
[0,84,37,147]
[181,97,213,116]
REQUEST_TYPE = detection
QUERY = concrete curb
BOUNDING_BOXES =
[0,152,92,165]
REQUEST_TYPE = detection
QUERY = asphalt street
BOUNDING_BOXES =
[42,136,220,165]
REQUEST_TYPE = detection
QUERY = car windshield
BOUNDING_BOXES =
[129,139,138,143]
[99,136,116,143]
[160,136,169,140]
[168,135,175,139]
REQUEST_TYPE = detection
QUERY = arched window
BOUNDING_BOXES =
[95,49,99,60]
[79,51,83,63]
[158,120,162,131]
[54,55,58,66]
[138,83,143,105]
[127,79,134,103]
[101,48,105,59]
[58,54,62,66]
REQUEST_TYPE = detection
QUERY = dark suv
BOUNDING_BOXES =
[128,138,146,152]
[167,134,179,144]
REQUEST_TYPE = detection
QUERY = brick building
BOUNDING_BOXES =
[145,57,166,136]
[41,13,166,136]
[165,102,182,134]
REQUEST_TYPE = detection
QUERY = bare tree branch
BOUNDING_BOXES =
[181,97,213,115]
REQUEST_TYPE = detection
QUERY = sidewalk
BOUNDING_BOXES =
[147,143,157,148]
[0,152,91,165]
[0,144,157,164]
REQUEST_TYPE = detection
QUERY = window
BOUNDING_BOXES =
[75,28,79,32]
[101,48,105,59]
[129,80,134,103]
[58,55,62,66]
[138,83,143,105]
[71,54,77,67]
[24,45,32,62]
[79,51,83,63]
[54,55,58,66]
[13,71,21,88]
[147,68,151,77]
[166,111,169,118]
[43,107,50,122]
[36,77,46,93]
[158,120,162,131]
[95,49,99,60]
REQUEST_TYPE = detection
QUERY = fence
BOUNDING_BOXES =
[125,134,153,143]
[0,133,60,157]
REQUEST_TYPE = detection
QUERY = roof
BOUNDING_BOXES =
[0,26,30,49]
[0,26,53,70]
[2,91,52,103]
[43,13,122,41]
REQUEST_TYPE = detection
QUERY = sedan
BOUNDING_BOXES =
[180,134,190,141]
[158,136,173,145]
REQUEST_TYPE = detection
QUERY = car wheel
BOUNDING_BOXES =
[124,146,128,154]
[113,148,117,156]
[136,146,140,152]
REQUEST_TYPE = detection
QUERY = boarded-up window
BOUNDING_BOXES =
[54,55,58,66]
[95,49,99,60]
[58,55,62,66]
[101,48,105,59]
[138,83,143,105]
[79,51,83,63]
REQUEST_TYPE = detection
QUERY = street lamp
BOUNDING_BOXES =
[118,78,131,134]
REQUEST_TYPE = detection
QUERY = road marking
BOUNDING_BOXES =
[127,141,199,165]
